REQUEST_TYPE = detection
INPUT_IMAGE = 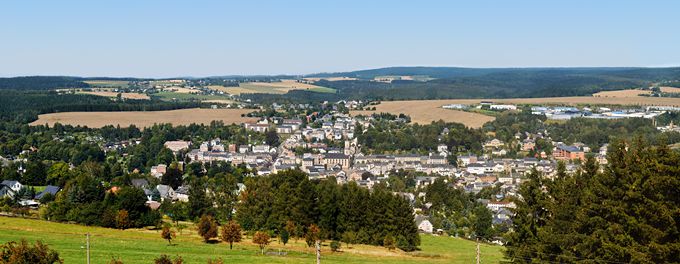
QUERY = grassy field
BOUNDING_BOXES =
[0,217,504,263]
[30,108,258,128]
[210,80,336,95]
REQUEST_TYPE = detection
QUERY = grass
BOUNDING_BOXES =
[0,216,504,263]
[28,186,47,193]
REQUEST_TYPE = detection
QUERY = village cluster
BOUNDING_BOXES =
[1,98,647,235]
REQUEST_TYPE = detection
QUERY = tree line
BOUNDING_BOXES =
[236,170,421,251]
[505,138,680,263]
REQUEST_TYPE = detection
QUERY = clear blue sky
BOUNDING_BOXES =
[1,0,678,77]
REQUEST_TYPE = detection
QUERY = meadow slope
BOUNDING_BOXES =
[0,217,505,263]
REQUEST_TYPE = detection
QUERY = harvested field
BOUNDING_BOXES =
[593,89,651,98]
[78,91,150,100]
[593,87,680,98]
[661,87,680,93]
[30,108,257,128]
[352,107,495,128]
[351,96,680,127]
[218,80,336,95]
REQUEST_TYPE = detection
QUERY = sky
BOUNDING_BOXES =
[1,0,679,78]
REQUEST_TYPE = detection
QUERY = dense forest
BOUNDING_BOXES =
[356,119,485,156]
[243,67,680,103]
[0,76,90,90]
[236,170,421,251]
[0,91,203,123]
[505,139,680,263]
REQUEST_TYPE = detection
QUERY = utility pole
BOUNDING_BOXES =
[476,237,480,264]
[86,233,90,264]
[315,240,321,264]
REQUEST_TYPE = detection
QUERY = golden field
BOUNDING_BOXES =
[209,80,335,95]
[593,87,680,98]
[351,106,495,128]
[30,108,258,128]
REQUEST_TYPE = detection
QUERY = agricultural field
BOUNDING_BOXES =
[151,91,232,102]
[210,80,336,95]
[352,107,494,128]
[660,86,680,93]
[593,87,680,98]
[593,89,652,98]
[29,108,257,128]
[84,80,130,89]
[0,217,505,264]
[78,91,150,100]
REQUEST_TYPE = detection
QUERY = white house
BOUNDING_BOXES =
[1,180,23,192]
[415,215,433,234]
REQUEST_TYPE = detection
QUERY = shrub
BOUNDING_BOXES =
[197,215,217,242]
[161,224,176,245]
[252,231,271,255]
[0,239,62,264]
[219,220,242,249]
[330,240,341,252]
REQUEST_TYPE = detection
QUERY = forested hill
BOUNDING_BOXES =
[0,76,90,90]
[242,67,680,103]
[308,66,680,80]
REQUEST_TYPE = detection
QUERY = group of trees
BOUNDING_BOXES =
[424,179,497,240]
[357,120,485,156]
[505,138,680,263]
[44,163,161,228]
[236,169,421,251]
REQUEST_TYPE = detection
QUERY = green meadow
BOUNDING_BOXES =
[0,217,504,263]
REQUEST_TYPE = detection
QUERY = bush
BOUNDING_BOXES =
[397,235,416,252]
[252,231,270,255]
[330,240,341,252]
[161,224,176,245]
[0,239,62,263]
[383,235,395,251]
[154,254,183,264]
[219,220,242,249]
[280,229,290,245]
[107,257,124,264]
[197,215,218,242]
